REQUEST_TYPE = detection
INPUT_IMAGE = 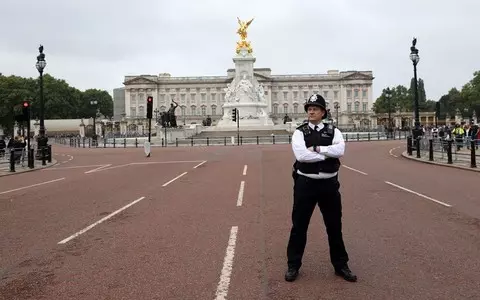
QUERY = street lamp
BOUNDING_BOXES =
[334,102,340,126]
[385,87,393,138]
[90,100,98,144]
[35,45,47,159]
[410,37,421,139]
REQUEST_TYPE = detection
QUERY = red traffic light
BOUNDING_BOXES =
[147,96,153,102]
[23,102,29,107]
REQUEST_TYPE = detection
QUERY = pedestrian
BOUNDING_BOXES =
[285,93,357,283]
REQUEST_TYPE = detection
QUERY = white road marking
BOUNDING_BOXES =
[193,160,207,168]
[236,181,245,207]
[384,181,452,207]
[58,196,145,244]
[43,164,105,171]
[342,165,368,175]
[215,226,239,300]
[130,160,204,166]
[0,178,66,195]
[162,172,188,187]
[242,165,247,176]
[389,146,401,158]
[85,164,112,174]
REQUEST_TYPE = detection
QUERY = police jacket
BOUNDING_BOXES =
[292,122,345,179]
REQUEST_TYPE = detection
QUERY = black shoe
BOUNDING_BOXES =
[284,267,299,282]
[334,265,357,282]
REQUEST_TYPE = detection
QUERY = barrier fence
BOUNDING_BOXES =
[407,136,478,169]
[54,131,409,148]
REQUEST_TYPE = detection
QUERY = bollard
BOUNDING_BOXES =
[357,133,359,141]
[104,138,106,148]
[377,132,380,140]
[273,135,275,144]
[124,138,126,148]
[471,140,477,168]
[345,134,348,142]
[429,139,434,161]
[407,136,412,155]
[10,149,15,172]
[88,139,91,148]
[113,138,116,148]
[191,137,194,146]
[447,140,453,164]
[135,138,138,148]
[256,136,259,145]
[176,138,178,147]
[416,137,421,158]
[368,133,370,141]
[288,135,291,144]
[47,145,52,163]
[224,137,227,146]
[207,137,209,146]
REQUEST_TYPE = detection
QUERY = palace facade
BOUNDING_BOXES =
[114,68,375,130]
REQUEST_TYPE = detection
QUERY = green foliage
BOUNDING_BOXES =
[0,73,113,135]
[375,71,480,120]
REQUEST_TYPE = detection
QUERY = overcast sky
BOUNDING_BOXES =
[1,0,478,101]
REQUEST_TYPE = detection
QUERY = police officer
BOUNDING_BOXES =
[285,93,357,283]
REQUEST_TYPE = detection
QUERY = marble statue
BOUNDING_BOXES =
[256,84,266,102]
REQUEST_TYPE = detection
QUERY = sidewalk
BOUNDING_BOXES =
[401,151,479,173]
[0,158,58,177]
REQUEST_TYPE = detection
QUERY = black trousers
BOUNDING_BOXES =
[286,174,349,270]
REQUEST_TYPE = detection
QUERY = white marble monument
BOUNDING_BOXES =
[215,18,274,128]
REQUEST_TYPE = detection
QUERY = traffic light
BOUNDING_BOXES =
[22,101,30,122]
[232,108,237,122]
[146,96,153,119]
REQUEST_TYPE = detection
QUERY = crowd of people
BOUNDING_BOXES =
[0,134,27,163]
[425,123,479,150]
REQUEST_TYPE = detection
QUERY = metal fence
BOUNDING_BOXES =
[53,130,409,148]
[407,137,478,169]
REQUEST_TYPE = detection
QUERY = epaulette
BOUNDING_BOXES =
[296,123,311,136]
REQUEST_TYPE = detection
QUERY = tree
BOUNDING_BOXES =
[0,74,113,136]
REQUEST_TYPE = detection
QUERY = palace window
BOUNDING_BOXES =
[211,105,217,115]
[191,105,196,115]
[334,91,338,100]
[293,103,298,114]
[354,90,359,98]
[160,106,166,112]
[346,90,352,98]
[211,93,216,102]
[323,91,328,99]
[354,102,360,112]
[160,94,165,103]
[138,93,145,104]
[201,105,206,116]
[201,93,206,102]
[181,106,186,115]
[347,103,352,112]
[130,107,136,117]
[283,103,288,114]
[362,90,367,98]
[190,94,196,102]
[273,104,278,114]
[130,94,137,106]
[283,92,288,101]
[362,103,368,112]
[303,91,308,99]
[138,106,145,117]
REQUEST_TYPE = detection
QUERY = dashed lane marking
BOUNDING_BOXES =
[242,165,247,176]
[193,160,207,168]
[0,178,66,195]
[384,181,452,208]
[84,164,112,174]
[162,172,188,187]
[58,196,146,244]
[43,164,105,171]
[215,226,239,300]
[236,181,245,207]
[342,165,368,175]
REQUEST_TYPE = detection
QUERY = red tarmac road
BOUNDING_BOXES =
[1,141,479,299]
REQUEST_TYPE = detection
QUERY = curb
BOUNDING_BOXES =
[0,159,59,177]
[401,151,480,173]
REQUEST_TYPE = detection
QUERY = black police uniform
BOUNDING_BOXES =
[285,94,357,283]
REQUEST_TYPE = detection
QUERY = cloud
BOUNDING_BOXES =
[1,0,479,101]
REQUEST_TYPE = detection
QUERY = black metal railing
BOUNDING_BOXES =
[407,137,478,169]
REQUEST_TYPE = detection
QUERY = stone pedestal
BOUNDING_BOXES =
[215,47,274,129]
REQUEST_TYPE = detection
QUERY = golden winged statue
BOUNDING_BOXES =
[236,17,254,54]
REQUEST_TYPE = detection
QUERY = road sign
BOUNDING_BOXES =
[144,141,151,157]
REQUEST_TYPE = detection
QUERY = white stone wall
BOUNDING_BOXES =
[121,69,374,127]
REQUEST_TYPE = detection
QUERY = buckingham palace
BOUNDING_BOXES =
[113,68,375,130]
